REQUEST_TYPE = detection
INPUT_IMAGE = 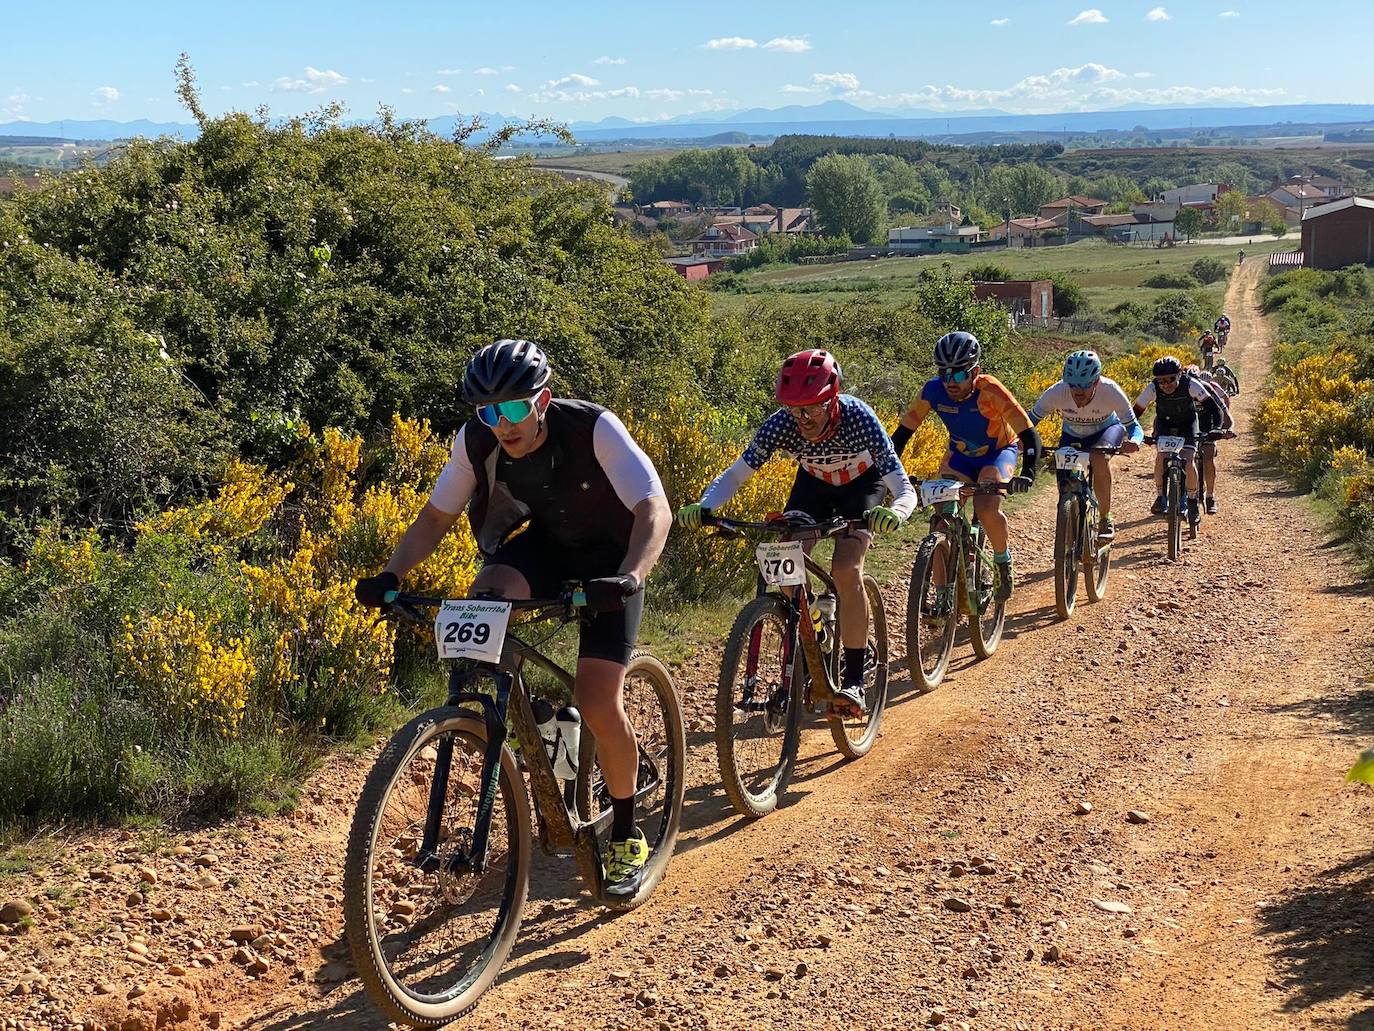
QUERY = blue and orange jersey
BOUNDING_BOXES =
[906,374,1031,458]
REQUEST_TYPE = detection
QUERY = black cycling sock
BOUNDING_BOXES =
[843,647,867,687]
[610,794,636,841]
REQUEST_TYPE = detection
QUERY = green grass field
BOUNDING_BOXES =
[710,238,1294,315]
[532,148,688,176]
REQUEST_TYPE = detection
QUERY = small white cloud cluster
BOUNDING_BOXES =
[273,66,347,94]
[704,36,812,52]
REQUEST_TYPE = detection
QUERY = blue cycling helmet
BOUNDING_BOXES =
[1063,350,1102,389]
[934,331,981,372]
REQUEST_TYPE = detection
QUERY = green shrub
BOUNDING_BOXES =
[1143,271,1200,289]
[1189,257,1229,285]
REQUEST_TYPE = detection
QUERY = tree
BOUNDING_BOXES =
[805,153,885,244]
[1216,190,1248,233]
[980,163,1064,217]
[1143,176,1175,201]
[1175,207,1205,241]
[1210,161,1255,196]
[1268,211,1290,238]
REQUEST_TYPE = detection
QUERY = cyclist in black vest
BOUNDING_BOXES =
[355,339,673,896]
[1133,355,1224,522]
[1190,365,1237,515]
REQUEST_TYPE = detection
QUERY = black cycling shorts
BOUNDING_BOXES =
[484,528,643,665]
[784,466,885,534]
[1153,418,1199,445]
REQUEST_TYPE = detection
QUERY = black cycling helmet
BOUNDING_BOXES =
[934,331,981,372]
[463,338,552,404]
[1152,355,1183,377]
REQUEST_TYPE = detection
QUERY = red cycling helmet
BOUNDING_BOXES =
[776,349,842,440]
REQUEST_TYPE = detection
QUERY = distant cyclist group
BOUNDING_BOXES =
[347,324,1240,1025]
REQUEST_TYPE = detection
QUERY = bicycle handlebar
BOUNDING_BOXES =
[1142,430,1230,445]
[383,590,584,628]
[701,512,867,540]
[908,477,1010,496]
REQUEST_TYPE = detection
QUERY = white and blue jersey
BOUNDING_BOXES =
[1030,376,1143,444]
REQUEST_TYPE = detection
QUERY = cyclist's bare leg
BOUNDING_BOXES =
[1183,446,1200,495]
[831,534,870,649]
[1090,452,1113,515]
[574,658,638,800]
[1203,443,1218,495]
[470,564,532,601]
[973,466,1009,554]
[1154,451,1166,495]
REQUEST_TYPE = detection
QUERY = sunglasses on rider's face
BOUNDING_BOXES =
[940,367,975,385]
[786,401,829,422]
[1154,375,1179,388]
[477,395,541,428]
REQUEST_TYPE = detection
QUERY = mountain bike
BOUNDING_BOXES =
[905,480,1009,694]
[702,513,888,819]
[344,588,685,1026]
[1213,358,1240,397]
[1049,444,1121,620]
[1145,434,1208,560]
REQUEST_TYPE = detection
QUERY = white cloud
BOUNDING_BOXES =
[437,68,463,75]
[705,36,758,49]
[1219,9,1239,15]
[241,80,259,87]
[763,37,811,52]
[431,84,452,93]
[593,56,626,65]
[991,17,1010,25]
[472,67,499,76]
[543,72,600,89]
[782,72,861,95]
[1146,6,1171,20]
[360,77,376,84]
[2,90,33,115]
[92,85,120,106]
[645,88,685,101]
[504,83,522,93]
[475,88,486,97]
[881,63,1283,114]
[1068,8,1109,24]
[272,66,348,94]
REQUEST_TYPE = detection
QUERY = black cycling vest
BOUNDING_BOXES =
[1154,374,1201,427]
[462,399,637,557]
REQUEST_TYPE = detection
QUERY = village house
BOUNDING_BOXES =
[662,255,726,281]
[973,279,1054,320]
[687,222,758,255]
[887,223,984,254]
[1038,195,1109,225]
[986,216,1061,246]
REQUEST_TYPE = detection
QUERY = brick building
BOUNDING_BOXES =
[1301,196,1374,269]
[973,280,1054,319]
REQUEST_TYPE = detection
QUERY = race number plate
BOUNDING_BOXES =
[1054,446,1091,473]
[755,541,806,587]
[919,479,963,507]
[1156,435,1186,454]
[434,599,513,663]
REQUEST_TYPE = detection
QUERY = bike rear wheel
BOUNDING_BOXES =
[713,595,802,818]
[1053,492,1080,621]
[969,527,1006,659]
[575,652,685,911]
[1166,468,1183,561]
[345,704,530,1028]
[831,574,889,760]
[905,530,958,693]
[1084,506,1111,603]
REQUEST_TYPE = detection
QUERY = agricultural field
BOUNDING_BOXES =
[710,237,1296,315]
[532,147,689,176]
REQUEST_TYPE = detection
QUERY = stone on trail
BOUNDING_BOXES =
[1075,801,1093,816]
[1092,899,1133,915]
[943,897,972,913]
[1127,810,1151,824]
[0,900,34,923]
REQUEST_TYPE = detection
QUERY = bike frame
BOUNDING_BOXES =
[1054,445,1120,563]
[916,486,1004,617]
[389,594,658,896]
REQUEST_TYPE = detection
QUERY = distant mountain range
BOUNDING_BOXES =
[6,102,1374,146]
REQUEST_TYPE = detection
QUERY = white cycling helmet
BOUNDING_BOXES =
[1063,350,1102,389]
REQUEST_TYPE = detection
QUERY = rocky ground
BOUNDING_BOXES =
[3,260,1373,1031]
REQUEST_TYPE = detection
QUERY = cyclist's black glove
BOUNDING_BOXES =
[584,574,641,613]
[1007,476,1034,495]
[890,423,914,457]
[1016,426,1042,491]
[355,570,400,608]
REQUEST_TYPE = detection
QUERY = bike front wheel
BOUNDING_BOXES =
[575,652,686,911]
[1166,468,1183,561]
[1053,492,1080,621]
[969,528,1006,659]
[713,594,802,818]
[345,704,531,1028]
[831,574,889,760]
[906,530,958,693]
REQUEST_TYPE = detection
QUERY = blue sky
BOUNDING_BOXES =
[3,0,1370,125]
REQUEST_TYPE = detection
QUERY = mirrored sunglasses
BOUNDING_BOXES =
[477,396,540,428]
[940,367,975,384]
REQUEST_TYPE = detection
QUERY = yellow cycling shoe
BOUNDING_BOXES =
[604,830,649,898]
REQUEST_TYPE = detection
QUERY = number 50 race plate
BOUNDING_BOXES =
[755,541,806,587]
[434,599,513,663]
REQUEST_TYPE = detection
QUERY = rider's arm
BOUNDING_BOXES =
[892,393,933,455]
[1133,382,1156,419]
[620,496,672,586]
[592,410,672,584]
[1190,378,1224,427]
[858,401,917,519]
[699,412,784,509]
[1104,381,1145,443]
[1027,385,1057,428]
[381,425,473,577]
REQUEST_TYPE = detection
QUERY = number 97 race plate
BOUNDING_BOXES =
[434,599,513,663]
[755,541,806,587]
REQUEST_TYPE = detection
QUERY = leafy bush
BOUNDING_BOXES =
[1189,257,1229,285]
[726,233,852,271]
[1143,271,1200,289]
[967,262,1012,283]
[1109,290,1217,342]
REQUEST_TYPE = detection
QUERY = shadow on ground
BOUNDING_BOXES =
[1257,849,1374,1029]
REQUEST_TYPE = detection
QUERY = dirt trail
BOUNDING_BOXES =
[5,260,1374,1031]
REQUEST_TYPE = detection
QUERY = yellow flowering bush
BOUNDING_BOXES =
[27,526,103,587]
[1258,348,1373,477]
[115,607,255,737]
